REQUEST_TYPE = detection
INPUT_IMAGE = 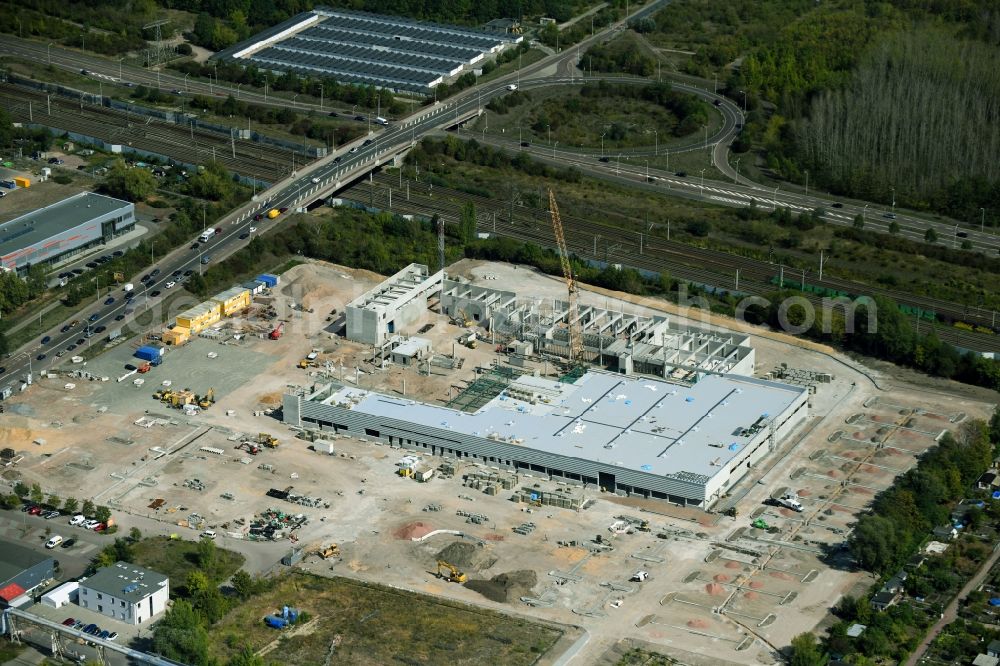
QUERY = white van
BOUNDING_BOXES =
[375,116,389,126]
[123,283,134,293]
[198,229,214,243]
[45,535,63,549]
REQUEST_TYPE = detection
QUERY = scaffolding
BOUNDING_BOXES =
[444,366,526,412]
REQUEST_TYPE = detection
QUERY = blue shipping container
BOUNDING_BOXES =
[135,345,162,362]
[256,274,278,288]
[264,616,286,629]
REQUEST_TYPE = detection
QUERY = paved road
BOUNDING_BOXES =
[906,541,1000,666]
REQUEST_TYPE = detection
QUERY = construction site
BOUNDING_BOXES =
[0,196,995,664]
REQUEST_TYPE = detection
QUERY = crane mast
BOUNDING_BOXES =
[548,189,582,362]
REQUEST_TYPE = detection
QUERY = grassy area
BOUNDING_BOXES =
[475,83,720,152]
[478,48,547,85]
[132,536,244,586]
[0,637,25,662]
[208,572,562,665]
[615,647,678,665]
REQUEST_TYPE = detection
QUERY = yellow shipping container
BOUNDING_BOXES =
[176,301,221,334]
[14,176,30,188]
[211,287,251,317]
[162,327,191,346]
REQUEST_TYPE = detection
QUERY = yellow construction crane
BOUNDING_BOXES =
[436,559,468,583]
[548,189,582,362]
[198,387,215,409]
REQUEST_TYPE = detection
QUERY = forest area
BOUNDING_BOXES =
[649,0,1000,223]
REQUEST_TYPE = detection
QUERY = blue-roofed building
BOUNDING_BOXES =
[284,368,808,508]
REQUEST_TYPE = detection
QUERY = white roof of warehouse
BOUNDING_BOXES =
[322,370,805,480]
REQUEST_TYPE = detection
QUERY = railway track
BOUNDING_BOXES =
[344,173,998,353]
[0,82,306,183]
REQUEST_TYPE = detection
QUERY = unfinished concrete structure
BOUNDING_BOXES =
[346,264,443,345]
[440,278,755,380]
[284,370,808,507]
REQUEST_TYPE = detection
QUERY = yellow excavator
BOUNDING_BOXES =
[436,560,467,584]
[317,544,340,559]
[258,433,279,448]
[198,388,215,409]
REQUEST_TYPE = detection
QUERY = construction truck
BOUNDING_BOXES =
[269,322,284,340]
[258,433,279,448]
[436,560,467,584]
[452,308,473,328]
[398,467,413,478]
[775,494,804,512]
[198,388,215,409]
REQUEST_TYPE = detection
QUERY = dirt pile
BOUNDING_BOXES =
[466,570,537,603]
[394,521,434,540]
[436,541,497,570]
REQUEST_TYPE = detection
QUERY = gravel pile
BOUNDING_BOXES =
[466,570,538,603]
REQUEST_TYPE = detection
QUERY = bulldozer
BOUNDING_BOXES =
[317,544,340,559]
[636,520,651,532]
[752,518,771,530]
[197,388,215,409]
[436,560,467,584]
[258,433,279,448]
[236,441,260,455]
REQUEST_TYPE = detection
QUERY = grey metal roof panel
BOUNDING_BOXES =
[0,541,53,585]
[0,192,132,258]
[81,562,168,604]
[321,371,806,480]
[300,25,480,62]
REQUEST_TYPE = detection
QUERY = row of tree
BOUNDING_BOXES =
[0,482,112,524]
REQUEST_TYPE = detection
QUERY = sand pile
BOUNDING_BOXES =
[724,561,742,570]
[745,591,759,600]
[394,521,434,540]
[749,581,764,589]
[713,574,730,582]
[436,541,496,570]
[258,392,282,406]
[796,489,812,497]
[769,571,794,581]
[705,583,725,595]
[466,570,537,603]
[687,619,710,629]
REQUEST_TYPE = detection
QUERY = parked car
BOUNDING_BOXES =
[99,630,110,640]
[69,514,86,526]
[43,510,61,519]
[41,336,51,344]
[61,538,76,549]
[45,535,63,549]
[94,326,106,333]
[93,522,106,532]
[29,506,43,515]
[166,281,176,289]
[62,618,76,626]
[61,325,71,333]
[82,519,100,529]
[239,233,249,240]
[106,632,118,641]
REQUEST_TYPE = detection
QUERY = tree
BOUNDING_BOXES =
[853,214,864,230]
[888,220,900,234]
[925,227,938,243]
[0,331,7,357]
[14,482,28,498]
[29,483,43,504]
[228,646,264,666]
[197,538,218,576]
[94,506,111,524]
[102,159,155,202]
[63,497,79,514]
[459,202,477,243]
[82,499,96,517]
[1,494,22,509]
[152,600,210,664]
[685,219,711,237]
[129,527,142,542]
[46,493,60,508]
[231,570,254,599]
[790,632,827,666]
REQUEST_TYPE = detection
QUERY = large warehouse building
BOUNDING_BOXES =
[284,370,808,508]
[0,192,134,274]
[216,7,522,93]
[0,542,56,608]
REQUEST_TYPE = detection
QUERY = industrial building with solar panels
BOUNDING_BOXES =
[215,7,523,93]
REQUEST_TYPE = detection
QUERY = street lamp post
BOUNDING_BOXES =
[700,169,706,195]
[653,129,658,156]
[47,43,52,65]
[236,83,242,100]
[890,186,895,215]
[601,132,606,157]
[804,170,809,196]
[292,93,300,107]
[981,207,986,233]
[184,73,189,92]
[863,204,868,222]
[552,141,557,158]
[734,158,740,185]
[119,57,124,82]
[546,124,551,146]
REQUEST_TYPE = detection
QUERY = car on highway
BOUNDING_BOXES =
[36,353,46,361]
[172,269,182,276]
[363,139,373,146]
[94,326,106,333]
[151,268,161,277]
[150,290,162,297]
[70,320,80,328]
[239,232,249,240]
[85,261,98,269]
[354,114,365,121]
[66,344,77,352]
[200,256,211,265]
[183,269,193,276]
[71,268,84,275]
[521,142,530,147]
[957,231,969,238]
[279,207,288,213]
[166,281,176,289]
[55,350,66,358]
[140,274,151,282]
[0,367,5,375]
[190,243,200,250]
[598,156,609,163]
[506,83,518,91]
[311,176,321,184]
[88,313,99,322]
[328,111,338,117]
[60,324,71,333]
[249,226,257,234]
[61,537,76,549]
[254,213,264,221]
[124,307,134,314]
[713,99,722,106]
[41,336,51,344]
[75,338,85,345]
[675,171,688,177]
[113,250,123,257]
[349,146,359,154]
[104,297,115,305]
[831,202,844,208]
[883,212,896,219]
[333,156,342,164]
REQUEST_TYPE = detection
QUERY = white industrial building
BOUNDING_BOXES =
[346,263,443,345]
[41,581,79,609]
[78,562,169,625]
[285,370,807,508]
